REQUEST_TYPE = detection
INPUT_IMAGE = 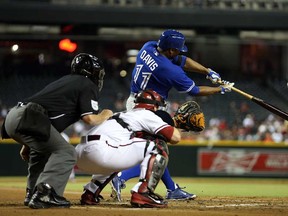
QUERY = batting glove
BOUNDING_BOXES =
[220,80,234,94]
[206,68,221,84]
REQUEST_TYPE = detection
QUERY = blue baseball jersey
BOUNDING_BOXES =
[130,41,199,100]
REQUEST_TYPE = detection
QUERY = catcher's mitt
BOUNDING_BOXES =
[173,101,205,132]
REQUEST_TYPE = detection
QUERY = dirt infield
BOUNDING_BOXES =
[1,186,288,216]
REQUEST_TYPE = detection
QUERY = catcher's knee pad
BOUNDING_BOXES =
[154,138,169,157]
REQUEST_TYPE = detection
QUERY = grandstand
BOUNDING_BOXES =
[0,0,287,142]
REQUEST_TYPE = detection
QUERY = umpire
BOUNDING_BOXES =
[1,53,113,209]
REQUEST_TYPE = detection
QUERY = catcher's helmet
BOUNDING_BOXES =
[71,53,105,91]
[134,89,166,110]
[157,29,187,52]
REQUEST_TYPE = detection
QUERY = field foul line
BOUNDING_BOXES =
[71,206,159,211]
[205,203,268,208]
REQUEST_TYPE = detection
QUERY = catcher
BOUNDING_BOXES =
[110,100,205,201]
[76,90,181,208]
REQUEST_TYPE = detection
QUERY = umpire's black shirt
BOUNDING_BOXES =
[25,74,99,132]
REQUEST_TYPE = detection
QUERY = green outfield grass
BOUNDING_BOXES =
[1,176,288,198]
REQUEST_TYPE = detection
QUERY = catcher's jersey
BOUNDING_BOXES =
[130,41,197,99]
[25,74,99,132]
[86,108,170,145]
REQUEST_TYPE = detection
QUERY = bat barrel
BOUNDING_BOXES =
[220,81,288,121]
[252,97,288,121]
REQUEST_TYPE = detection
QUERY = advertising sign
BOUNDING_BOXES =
[198,148,288,176]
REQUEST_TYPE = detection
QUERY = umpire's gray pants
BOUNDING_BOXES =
[4,104,76,196]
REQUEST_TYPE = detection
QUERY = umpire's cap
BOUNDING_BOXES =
[157,29,188,52]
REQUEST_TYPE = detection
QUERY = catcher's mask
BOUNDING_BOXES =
[134,89,166,111]
[71,53,105,91]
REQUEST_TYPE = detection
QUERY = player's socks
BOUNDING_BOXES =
[161,168,176,191]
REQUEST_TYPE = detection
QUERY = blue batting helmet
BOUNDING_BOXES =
[157,29,188,52]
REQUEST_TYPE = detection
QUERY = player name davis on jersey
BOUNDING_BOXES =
[140,50,158,71]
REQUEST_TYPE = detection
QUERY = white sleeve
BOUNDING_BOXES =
[122,109,169,134]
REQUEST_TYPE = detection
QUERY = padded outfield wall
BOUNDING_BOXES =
[0,138,287,177]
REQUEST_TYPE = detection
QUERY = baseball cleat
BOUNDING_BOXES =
[165,184,197,200]
[130,191,168,208]
[110,176,126,202]
[80,189,103,205]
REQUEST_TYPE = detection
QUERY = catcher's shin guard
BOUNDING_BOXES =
[133,153,168,208]
[139,140,169,193]
[147,154,168,191]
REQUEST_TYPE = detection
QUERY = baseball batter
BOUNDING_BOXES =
[127,29,234,110]
[76,90,181,208]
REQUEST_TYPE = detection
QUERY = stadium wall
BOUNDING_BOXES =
[1,139,287,177]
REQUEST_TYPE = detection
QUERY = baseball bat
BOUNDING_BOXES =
[230,85,288,121]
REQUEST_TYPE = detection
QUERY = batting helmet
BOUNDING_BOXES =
[134,89,166,110]
[71,53,105,91]
[157,29,188,52]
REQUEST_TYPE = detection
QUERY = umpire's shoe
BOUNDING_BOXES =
[130,191,168,208]
[24,188,33,206]
[28,183,71,209]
